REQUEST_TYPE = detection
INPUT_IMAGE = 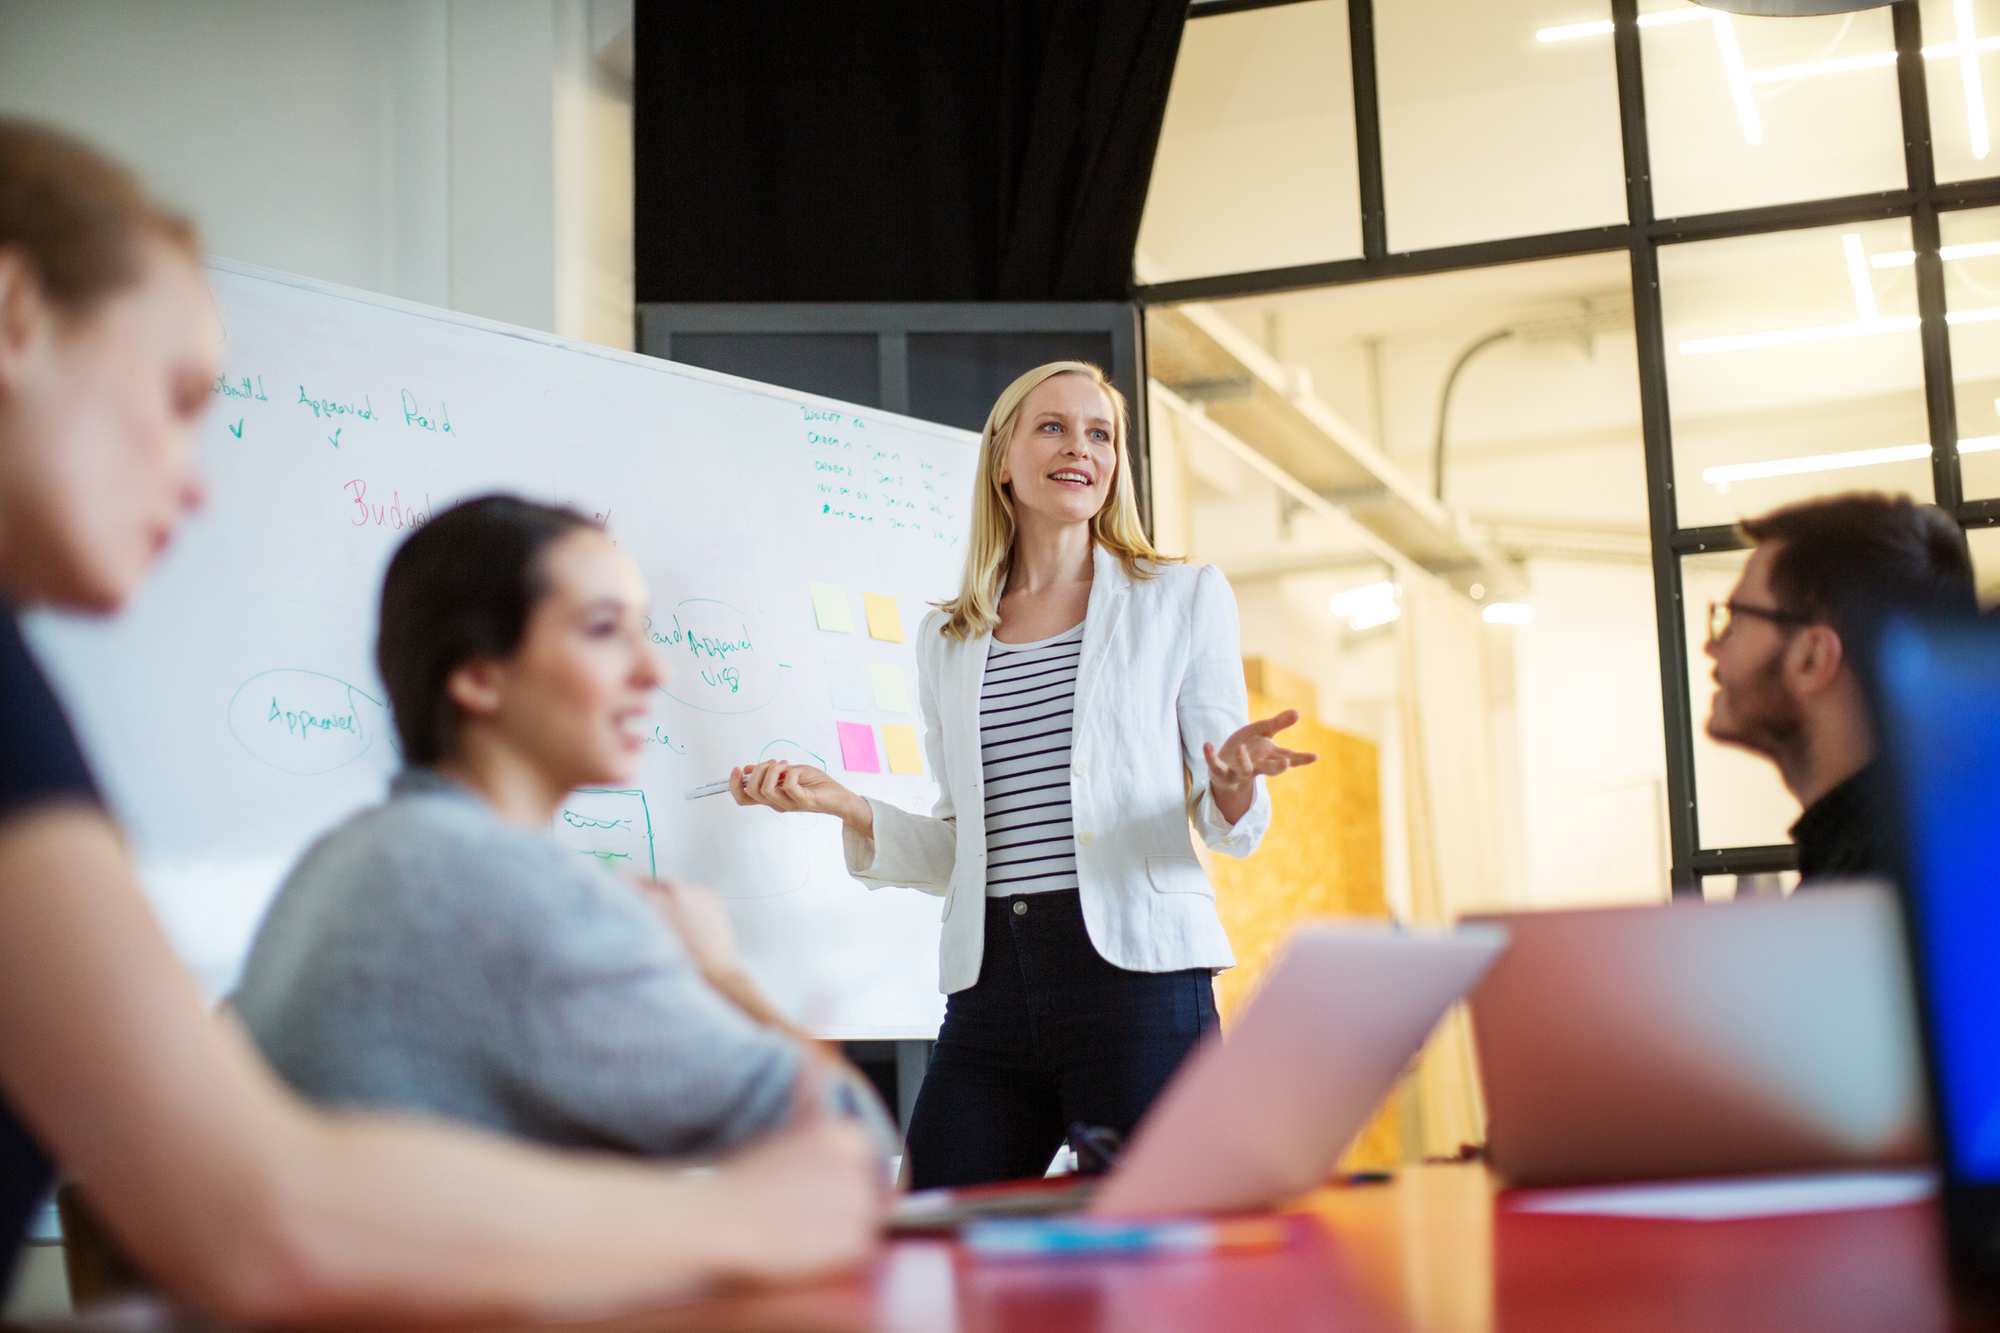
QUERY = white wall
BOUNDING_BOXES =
[1508,559,1672,906]
[0,0,634,345]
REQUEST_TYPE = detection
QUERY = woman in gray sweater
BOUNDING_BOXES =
[234,495,887,1161]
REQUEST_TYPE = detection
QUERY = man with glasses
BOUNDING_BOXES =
[1705,493,1975,886]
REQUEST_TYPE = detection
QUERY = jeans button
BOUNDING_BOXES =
[1012,900,1028,916]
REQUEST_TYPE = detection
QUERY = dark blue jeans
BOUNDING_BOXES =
[903,889,1220,1190]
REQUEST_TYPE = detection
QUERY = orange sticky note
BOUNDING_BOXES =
[864,592,903,643]
[882,724,922,775]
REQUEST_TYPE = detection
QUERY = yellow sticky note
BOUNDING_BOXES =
[882,723,923,775]
[868,663,912,714]
[810,583,854,634]
[864,593,904,643]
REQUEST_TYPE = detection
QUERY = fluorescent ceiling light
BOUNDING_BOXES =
[1711,16,1763,146]
[1960,0,1992,161]
[1678,315,1919,356]
[1678,223,2000,353]
[1682,232,2000,354]
[1482,603,1535,626]
[1328,581,1401,633]
[1345,606,1401,633]
[1922,35,2000,60]
[1704,436,2000,490]
[1540,10,2000,61]
[1537,7,1998,161]
[1870,239,2000,268]
[1702,442,1932,491]
[1536,9,1792,146]
[1842,233,1878,323]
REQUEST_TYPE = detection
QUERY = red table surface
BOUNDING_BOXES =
[475,1166,1980,1333]
[20,1166,1993,1333]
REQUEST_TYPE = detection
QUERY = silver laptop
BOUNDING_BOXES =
[1467,884,1928,1188]
[891,920,1507,1227]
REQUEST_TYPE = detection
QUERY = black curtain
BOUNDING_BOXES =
[634,1,1187,303]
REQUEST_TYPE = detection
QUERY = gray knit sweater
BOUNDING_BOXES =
[232,769,799,1159]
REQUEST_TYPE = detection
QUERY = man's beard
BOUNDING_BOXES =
[1708,651,1806,763]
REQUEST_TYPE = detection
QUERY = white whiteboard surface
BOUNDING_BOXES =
[27,260,977,1039]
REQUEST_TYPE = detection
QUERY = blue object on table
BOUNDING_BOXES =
[963,1216,1285,1259]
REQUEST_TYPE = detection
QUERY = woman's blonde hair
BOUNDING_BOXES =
[935,361,1176,640]
[0,117,199,313]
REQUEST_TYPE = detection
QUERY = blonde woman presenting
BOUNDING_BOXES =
[732,361,1314,1188]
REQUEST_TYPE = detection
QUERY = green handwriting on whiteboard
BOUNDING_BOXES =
[213,374,268,401]
[227,669,388,776]
[297,383,375,425]
[560,811,634,832]
[266,696,362,743]
[649,599,775,715]
[554,788,656,879]
[641,724,689,753]
[400,388,455,437]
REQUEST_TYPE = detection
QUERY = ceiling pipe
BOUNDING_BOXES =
[1432,328,1517,505]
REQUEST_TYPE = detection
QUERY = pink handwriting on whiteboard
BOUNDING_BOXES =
[344,479,433,531]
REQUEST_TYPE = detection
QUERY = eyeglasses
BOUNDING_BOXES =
[1707,599,1815,644]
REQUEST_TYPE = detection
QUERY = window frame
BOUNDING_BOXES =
[1150,0,2000,891]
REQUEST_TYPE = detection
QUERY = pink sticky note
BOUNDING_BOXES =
[837,721,881,774]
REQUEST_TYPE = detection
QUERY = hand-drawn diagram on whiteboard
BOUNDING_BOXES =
[22,259,975,1033]
[226,668,389,776]
[553,788,658,878]
[649,598,782,715]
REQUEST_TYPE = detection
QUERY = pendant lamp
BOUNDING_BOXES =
[1691,1,1894,13]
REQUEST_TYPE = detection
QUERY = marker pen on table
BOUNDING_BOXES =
[962,1217,1289,1260]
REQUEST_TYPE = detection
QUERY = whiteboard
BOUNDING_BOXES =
[27,260,978,1038]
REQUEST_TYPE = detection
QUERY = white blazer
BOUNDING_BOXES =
[843,543,1271,994]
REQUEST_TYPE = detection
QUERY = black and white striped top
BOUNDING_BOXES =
[980,620,1085,896]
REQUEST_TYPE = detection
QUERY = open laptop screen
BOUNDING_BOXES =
[1879,618,2000,1184]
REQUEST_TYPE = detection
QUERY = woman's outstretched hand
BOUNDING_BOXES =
[1204,709,1317,822]
[731,761,871,835]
